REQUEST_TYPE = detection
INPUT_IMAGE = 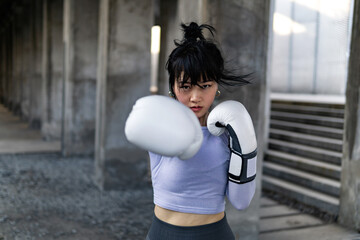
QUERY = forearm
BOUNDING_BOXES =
[226,179,256,210]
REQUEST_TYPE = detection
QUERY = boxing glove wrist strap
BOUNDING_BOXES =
[216,122,257,184]
[228,149,257,184]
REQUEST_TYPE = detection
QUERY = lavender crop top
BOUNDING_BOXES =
[149,126,256,214]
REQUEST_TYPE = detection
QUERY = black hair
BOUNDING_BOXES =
[166,22,251,96]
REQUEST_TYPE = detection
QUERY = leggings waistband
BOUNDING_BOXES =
[146,214,235,240]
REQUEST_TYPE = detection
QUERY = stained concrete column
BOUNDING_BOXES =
[62,0,99,155]
[157,2,271,238]
[158,0,206,95]
[2,29,7,105]
[0,37,5,104]
[4,27,13,109]
[206,1,271,239]
[20,2,33,121]
[95,0,153,189]
[41,0,64,140]
[339,0,360,232]
[159,0,271,238]
[12,15,23,115]
[28,0,44,129]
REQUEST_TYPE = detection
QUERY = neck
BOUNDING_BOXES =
[199,112,209,126]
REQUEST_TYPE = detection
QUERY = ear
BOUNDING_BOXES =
[168,90,175,98]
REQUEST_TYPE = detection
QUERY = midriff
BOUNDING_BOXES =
[154,205,225,227]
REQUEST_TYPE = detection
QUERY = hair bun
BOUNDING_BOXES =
[182,22,204,42]
[174,22,215,46]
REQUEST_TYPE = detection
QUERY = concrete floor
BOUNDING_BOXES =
[0,105,60,154]
[259,197,359,240]
[0,104,359,239]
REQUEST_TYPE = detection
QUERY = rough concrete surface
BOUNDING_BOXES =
[0,153,154,240]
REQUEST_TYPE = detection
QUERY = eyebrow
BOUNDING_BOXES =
[177,78,214,86]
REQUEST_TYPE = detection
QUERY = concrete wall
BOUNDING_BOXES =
[63,0,99,156]
[316,0,351,95]
[3,27,13,108]
[0,0,45,130]
[290,1,317,93]
[12,15,23,116]
[157,0,207,96]
[156,1,271,239]
[29,0,44,129]
[158,0,234,94]
[206,1,271,239]
[42,0,64,140]
[339,0,360,232]
[0,37,5,104]
[270,0,352,95]
[20,2,32,121]
[94,0,153,190]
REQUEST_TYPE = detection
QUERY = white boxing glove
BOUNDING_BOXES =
[125,95,203,160]
[207,101,257,183]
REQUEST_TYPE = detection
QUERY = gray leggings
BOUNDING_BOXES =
[146,214,235,240]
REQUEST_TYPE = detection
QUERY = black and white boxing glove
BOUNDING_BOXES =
[125,95,203,160]
[207,101,257,184]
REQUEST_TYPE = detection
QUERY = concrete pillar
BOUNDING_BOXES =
[158,0,271,238]
[0,38,3,102]
[41,0,64,140]
[12,14,23,115]
[62,0,99,155]
[158,1,271,238]
[339,0,360,232]
[94,0,153,189]
[42,0,50,135]
[0,31,9,105]
[5,27,13,109]
[28,0,44,129]
[0,37,5,104]
[158,0,206,95]
[20,2,33,121]
[205,1,271,239]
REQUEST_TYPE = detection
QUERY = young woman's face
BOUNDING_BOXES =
[174,75,218,125]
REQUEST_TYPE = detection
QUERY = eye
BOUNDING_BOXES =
[200,84,212,89]
[180,85,191,91]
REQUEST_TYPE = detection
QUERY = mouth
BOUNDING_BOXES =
[190,106,203,112]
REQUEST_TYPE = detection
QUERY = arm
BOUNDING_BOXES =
[227,179,256,210]
[208,101,257,210]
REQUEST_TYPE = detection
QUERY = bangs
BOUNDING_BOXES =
[172,46,220,87]
[167,22,251,96]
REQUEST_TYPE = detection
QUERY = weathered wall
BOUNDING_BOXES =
[0,36,5,104]
[157,0,271,239]
[158,0,206,96]
[63,0,99,155]
[270,0,352,95]
[29,0,44,129]
[4,27,13,109]
[205,1,271,239]
[339,0,360,232]
[41,0,64,140]
[95,0,153,189]
[12,15,23,116]
[20,2,32,121]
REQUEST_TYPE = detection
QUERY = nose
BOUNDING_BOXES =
[190,87,202,103]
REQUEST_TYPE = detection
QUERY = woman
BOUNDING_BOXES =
[126,22,257,240]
